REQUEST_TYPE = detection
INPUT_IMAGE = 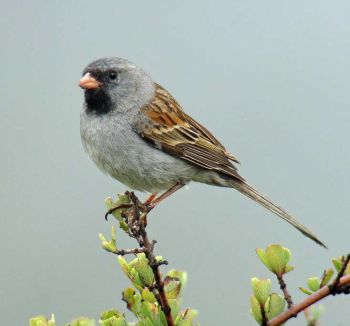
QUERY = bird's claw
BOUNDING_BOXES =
[104,203,133,221]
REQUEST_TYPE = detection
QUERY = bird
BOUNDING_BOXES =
[79,57,325,248]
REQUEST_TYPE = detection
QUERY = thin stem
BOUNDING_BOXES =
[109,248,146,256]
[276,274,294,309]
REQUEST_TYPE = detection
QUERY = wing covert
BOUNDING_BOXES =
[133,84,243,181]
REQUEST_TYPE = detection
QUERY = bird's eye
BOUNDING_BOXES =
[109,72,117,80]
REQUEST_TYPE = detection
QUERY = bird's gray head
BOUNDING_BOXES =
[79,57,155,115]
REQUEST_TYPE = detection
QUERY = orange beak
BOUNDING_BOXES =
[79,73,102,90]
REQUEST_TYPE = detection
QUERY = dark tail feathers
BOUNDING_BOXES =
[231,180,326,248]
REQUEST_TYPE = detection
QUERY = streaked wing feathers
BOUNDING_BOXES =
[135,84,243,181]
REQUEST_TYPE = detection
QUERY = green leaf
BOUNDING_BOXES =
[133,292,142,317]
[132,254,154,288]
[320,268,334,287]
[99,232,117,253]
[307,277,321,292]
[249,295,262,324]
[30,315,56,326]
[256,248,271,271]
[117,255,144,290]
[175,307,199,326]
[264,293,285,320]
[122,287,136,311]
[251,278,271,305]
[298,286,313,295]
[256,245,293,276]
[118,256,131,278]
[68,317,96,326]
[332,257,343,272]
[142,288,157,303]
[111,226,117,249]
[168,298,180,321]
[139,301,160,321]
[99,233,109,249]
[167,270,187,289]
[129,267,144,290]
[264,245,292,276]
[100,309,124,320]
[332,256,350,275]
[284,265,295,274]
[123,288,142,318]
[48,317,56,326]
[282,247,291,265]
[136,318,154,326]
[100,317,128,326]
[99,309,128,326]
[158,309,167,326]
[164,276,181,300]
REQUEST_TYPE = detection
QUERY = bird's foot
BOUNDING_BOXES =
[105,183,184,221]
[104,203,133,221]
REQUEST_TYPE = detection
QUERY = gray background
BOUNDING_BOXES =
[1,1,350,325]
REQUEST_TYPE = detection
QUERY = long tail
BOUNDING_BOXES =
[231,180,326,248]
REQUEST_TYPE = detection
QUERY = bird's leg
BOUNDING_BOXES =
[143,192,158,205]
[146,182,185,212]
[142,192,158,226]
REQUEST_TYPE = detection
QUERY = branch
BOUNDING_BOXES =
[268,268,350,325]
[112,191,175,326]
[140,225,172,319]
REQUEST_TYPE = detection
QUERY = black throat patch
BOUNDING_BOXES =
[85,88,112,115]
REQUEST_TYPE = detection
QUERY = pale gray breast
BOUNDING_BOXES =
[80,109,198,192]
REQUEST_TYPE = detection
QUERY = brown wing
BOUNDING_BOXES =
[134,83,244,181]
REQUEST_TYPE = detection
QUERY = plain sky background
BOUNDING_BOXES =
[1,1,350,325]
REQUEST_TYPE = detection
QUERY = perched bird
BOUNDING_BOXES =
[79,57,325,247]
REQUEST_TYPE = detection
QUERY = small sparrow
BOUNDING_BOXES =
[79,57,325,247]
